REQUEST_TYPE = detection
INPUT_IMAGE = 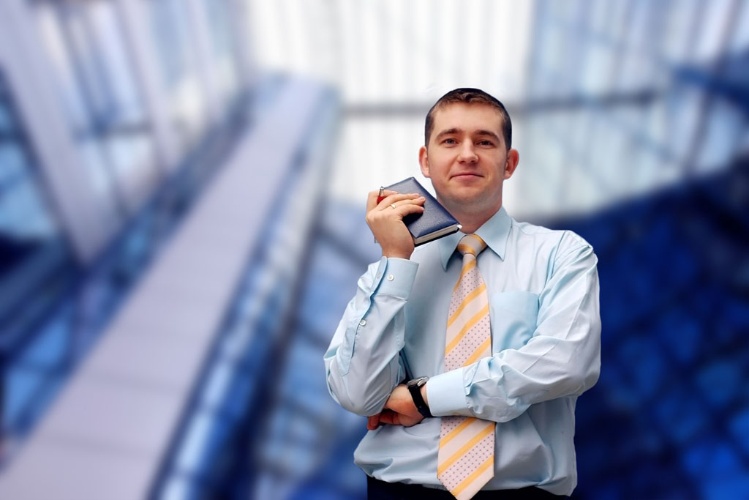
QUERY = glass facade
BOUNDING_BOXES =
[0,0,251,471]
[147,0,211,150]
[151,88,340,500]
[520,1,749,498]
[0,68,76,441]
[32,0,158,214]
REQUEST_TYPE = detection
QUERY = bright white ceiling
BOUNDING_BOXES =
[246,0,535,212]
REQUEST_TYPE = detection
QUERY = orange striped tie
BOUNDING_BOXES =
[438,234,494,500]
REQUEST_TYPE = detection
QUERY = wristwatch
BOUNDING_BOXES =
[406,376,432,418]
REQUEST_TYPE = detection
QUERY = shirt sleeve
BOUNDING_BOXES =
[427,232,601,422]
[324,257,419,416]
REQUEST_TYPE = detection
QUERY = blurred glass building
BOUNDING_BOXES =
[0,1,747,499]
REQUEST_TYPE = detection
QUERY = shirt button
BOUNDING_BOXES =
[387,274,394,281]
[359,319,367,326]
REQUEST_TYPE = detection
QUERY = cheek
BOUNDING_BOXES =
[425,159,447,177]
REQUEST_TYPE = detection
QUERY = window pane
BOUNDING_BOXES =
[32,1,158,214]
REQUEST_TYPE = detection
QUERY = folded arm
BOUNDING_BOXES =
[324,257,418,416]
[427,235,601,422]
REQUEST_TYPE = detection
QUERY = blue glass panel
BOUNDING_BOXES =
[0,102,13,132]
[0,143,25,188]
[31,1,158,216]
[729,409,749,455]
[17,315,69,368]
[4,367,45,429]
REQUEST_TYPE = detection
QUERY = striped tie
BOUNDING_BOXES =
[438,234,495,500]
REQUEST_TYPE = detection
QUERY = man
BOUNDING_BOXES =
[324,88,601,499]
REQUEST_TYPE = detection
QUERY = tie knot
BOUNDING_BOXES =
[457,234,487,257]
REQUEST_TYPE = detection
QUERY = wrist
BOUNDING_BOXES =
[406,377,432,418]
[382,248,413,260]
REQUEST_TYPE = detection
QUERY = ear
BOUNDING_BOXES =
[504,149,520,179]
[419,146,430,178]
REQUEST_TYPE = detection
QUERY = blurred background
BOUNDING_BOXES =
[0,0,747,499]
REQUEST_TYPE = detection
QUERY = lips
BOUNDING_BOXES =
[451,173,483,179]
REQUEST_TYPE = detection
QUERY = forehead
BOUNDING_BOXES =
[431,102,504,136]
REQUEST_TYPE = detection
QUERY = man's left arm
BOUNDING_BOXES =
[427,234,601,422]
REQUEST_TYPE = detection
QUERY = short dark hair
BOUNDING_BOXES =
[424,88,512,149]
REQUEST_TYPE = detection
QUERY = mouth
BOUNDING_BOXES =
[451,173,483,179]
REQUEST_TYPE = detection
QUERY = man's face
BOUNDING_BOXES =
[419,102,519,219]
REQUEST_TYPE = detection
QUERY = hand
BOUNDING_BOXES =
[366,190,425,259]
[366,384,424,430]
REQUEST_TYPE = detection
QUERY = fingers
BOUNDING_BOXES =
[367,414,381,430]
[381,193,425,212]
[367,411,397,430]
[366,193,426,224]
[368,409,423,429]
[365,190,426,260]
[367,189,395,211]
[366,190,424,212]
[377,411,398,426]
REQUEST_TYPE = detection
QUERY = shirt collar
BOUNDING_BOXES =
[438,206,512,270]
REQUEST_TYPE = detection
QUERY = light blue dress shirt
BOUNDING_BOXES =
[324,207,601,495]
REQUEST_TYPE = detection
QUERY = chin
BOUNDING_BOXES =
[448,186,489,201]
[447,187,501,209]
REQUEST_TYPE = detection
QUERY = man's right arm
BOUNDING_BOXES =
[324,256,418,416]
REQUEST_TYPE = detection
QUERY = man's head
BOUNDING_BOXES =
[419,88,519,232]
[424,88,512,149]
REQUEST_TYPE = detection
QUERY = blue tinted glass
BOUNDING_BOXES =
[17,314,69,367]
[3,368,46,429]
[0,143,26,186]
[0,101,13,132]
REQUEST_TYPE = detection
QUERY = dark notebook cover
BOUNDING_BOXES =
[385,177,461,246]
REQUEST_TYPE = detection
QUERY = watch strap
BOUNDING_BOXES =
[407,378,432,418]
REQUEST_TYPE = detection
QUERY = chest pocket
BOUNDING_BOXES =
[490,291,539,351]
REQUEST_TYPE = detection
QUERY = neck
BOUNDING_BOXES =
[446,203,502,234]
[457,218,488,234]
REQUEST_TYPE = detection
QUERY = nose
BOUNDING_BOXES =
[458,140,478,162]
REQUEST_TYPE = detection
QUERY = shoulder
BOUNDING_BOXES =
[510,219,594,260]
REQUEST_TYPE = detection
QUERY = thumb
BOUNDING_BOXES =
[367,414,381,430]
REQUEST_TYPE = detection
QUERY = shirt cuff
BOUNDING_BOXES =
[425,368,469,416]
[373,258,418,299]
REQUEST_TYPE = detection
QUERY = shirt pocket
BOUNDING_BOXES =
[490,291,539,351]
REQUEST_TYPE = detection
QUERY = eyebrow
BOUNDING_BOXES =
[435,128,502,143]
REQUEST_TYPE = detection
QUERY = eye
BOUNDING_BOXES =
[477,140,496,147]
[442,138,457,145]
